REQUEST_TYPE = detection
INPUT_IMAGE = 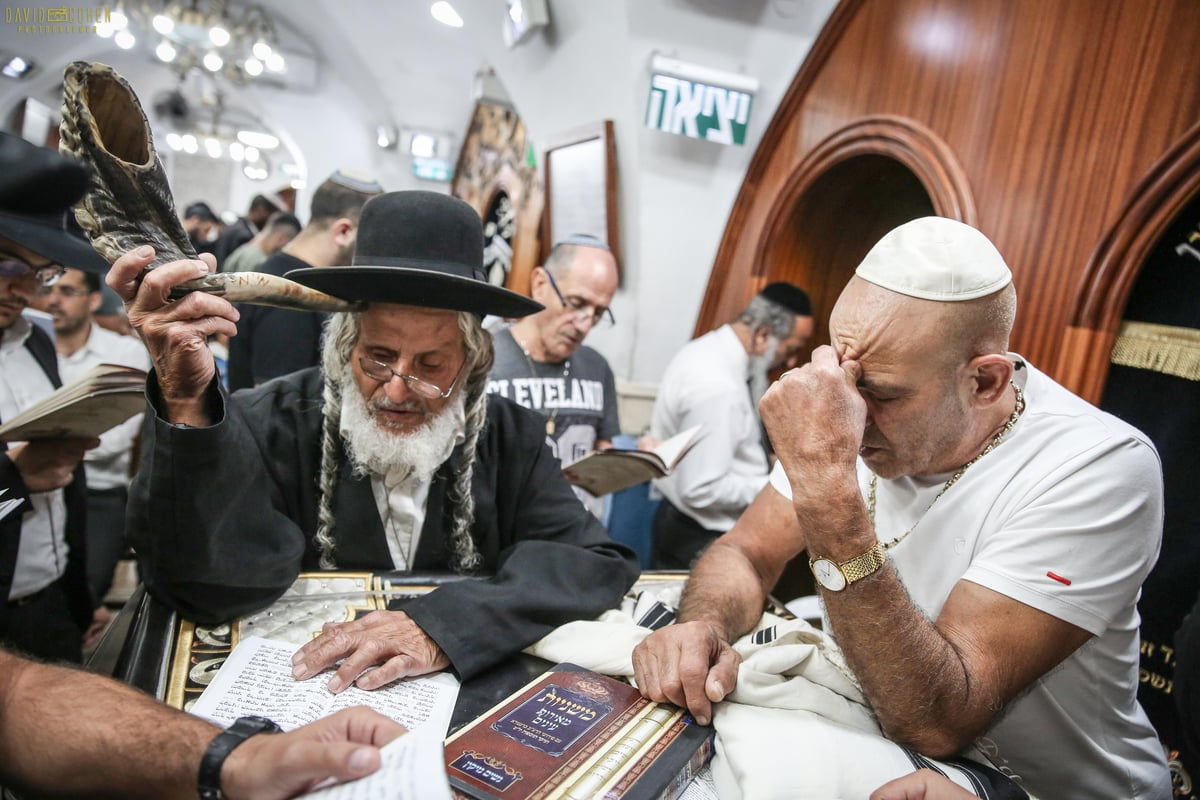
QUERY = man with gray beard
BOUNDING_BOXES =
[115,191,639,687]
[649,283,812,569]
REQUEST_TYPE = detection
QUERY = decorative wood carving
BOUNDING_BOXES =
[696,0,1200,401]
[452,103,544,297]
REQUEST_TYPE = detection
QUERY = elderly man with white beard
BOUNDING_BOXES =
[113,191,639,688]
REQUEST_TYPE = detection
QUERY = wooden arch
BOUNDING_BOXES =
[1062,122,1200,400]
[694,0,1200,401]
[721,115,977,362]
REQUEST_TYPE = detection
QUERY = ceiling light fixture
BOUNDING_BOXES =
[0,56,35,80]
[236,130,279,150]
[431,1,464,28]
[97,1,286,86]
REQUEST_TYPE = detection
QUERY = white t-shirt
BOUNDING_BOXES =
[769,360,1170,800]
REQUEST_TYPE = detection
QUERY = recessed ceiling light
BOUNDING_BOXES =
[431,1,463,28]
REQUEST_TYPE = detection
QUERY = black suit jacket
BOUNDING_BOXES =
[0,324,91,630]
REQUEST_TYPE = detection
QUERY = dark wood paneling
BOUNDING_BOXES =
[697,0,1200,399]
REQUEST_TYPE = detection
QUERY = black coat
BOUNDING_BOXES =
[129,368,639,679]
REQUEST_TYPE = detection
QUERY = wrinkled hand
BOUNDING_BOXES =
[631,621,740,726]
[106,246,237,420]
[221,706,406,800]
[7,437,98,492]
[759,345,865,484]
[291,610,450,693]
[869,768,977,800]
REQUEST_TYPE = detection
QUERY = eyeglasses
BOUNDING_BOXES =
[36,284,92,298]
[358,356,466,399]
[544,270,615,328]
[0,254,66,288]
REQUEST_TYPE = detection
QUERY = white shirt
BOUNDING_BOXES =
[58,323,151,490]
[651,324,768,532]
[769,360,1170,800]
[0,316,69,599]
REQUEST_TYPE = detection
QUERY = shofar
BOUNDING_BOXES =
[59,61,357,313]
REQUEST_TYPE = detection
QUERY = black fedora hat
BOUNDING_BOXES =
[0,210,110,275]
[0,132,90,215]
[285,190,542,318]
[0,133,110,274]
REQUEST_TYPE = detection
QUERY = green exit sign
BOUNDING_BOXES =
[645,74,754,146]
[413,157,452,181]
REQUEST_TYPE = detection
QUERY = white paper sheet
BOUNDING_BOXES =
[189,636,459,735]
[300,724,453,800]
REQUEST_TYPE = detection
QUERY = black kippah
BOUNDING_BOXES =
[760,281,811,316]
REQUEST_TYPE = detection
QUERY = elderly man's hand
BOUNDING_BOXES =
[291,610,450,693]
[631,621,740,726]
[221,706,406,800]
[7,437,98,492]
[106,246,237,423]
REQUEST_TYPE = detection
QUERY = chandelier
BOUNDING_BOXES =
[155,89,284,181]
[97,0,286,86]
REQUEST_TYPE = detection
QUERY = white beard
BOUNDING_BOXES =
[748,337,779,408]
[339,371,466,485]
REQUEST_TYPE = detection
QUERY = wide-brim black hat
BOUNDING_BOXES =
[0,209,110,274]
[286,190,542,318]
[0,133,110,274]
[0,132,90,214]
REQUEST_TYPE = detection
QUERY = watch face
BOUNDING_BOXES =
[811,558,847,592]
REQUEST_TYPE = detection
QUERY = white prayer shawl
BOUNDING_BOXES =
[526,591,1030,800]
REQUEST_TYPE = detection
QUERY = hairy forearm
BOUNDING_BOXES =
[677,540,771,642]
[0,653,216,798]
[822,567,994,755]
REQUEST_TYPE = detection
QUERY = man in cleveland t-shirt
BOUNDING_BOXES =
[487,235,620,511]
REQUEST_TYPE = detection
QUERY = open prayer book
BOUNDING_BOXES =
[189,636,459,799]
[0,362,147,442]
[562,424,703,497]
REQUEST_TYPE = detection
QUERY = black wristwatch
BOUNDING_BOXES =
[198,715,282,800]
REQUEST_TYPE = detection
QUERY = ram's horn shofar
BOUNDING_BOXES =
[59,61,359,313]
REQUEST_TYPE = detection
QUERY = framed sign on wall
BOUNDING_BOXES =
[542,120,621,279]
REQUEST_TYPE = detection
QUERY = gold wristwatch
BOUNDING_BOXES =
[809,543,886,592]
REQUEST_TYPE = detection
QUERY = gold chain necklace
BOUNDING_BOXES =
[512,330,570,436]
[868,381,1025,550]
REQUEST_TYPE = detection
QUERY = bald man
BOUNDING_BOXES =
[487,235,620,511]
[631,218,1168,800]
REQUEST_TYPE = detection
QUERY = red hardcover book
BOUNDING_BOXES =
[445,663,713,800]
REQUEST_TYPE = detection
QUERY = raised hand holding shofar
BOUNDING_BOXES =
[59,60,356,312]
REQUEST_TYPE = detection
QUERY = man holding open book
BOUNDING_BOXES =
[0,133,111,662]
[486,234,621,515]
[32,262,151,640]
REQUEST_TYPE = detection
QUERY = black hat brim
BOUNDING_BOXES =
[0,133,90,215]
[285,265,543,318]
[0,210,110,274]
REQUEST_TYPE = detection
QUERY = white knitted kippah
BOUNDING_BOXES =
[855,217,1011,301]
